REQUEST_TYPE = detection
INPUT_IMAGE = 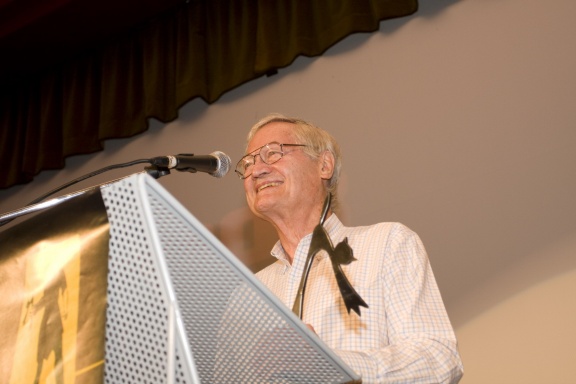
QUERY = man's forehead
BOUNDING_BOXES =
[247,124,295,151]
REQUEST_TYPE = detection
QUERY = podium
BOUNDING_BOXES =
[1,173,361,383]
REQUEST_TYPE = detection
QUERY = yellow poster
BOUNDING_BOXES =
[0,189,109,384]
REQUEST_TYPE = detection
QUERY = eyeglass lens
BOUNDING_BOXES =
[236,142,283,178]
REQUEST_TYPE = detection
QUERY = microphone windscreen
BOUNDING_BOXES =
[211,151,231,178]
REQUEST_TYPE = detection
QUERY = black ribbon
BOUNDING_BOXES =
[292,194,369,319]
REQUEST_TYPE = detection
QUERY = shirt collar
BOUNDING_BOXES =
[270,213,344,264]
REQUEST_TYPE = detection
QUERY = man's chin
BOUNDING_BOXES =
[253,197,280,217]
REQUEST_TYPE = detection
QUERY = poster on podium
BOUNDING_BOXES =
[0,189,109,384]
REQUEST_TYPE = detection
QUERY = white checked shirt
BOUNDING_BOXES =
[256,214,463,383]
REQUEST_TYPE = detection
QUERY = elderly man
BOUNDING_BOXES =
[235,113,463,383]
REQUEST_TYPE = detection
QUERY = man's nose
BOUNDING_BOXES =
[251,155,270,177]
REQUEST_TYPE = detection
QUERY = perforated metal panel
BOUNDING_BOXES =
[102,175,198,384]
[101,173,360,383]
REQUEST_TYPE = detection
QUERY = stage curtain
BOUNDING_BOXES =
[0,0,417,189]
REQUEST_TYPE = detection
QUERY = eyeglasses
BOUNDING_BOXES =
[235,142,307,179]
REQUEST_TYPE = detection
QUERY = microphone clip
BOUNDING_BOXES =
[145,165,171,179]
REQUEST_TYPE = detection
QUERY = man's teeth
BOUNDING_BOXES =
[258,182,281,192]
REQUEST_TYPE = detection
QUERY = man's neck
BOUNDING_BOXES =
[272,210,332,264]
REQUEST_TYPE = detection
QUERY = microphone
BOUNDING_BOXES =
[150,151,231,178]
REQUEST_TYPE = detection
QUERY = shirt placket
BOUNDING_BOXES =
[283,237,312,313]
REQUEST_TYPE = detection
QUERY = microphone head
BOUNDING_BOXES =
[210,151,231,178]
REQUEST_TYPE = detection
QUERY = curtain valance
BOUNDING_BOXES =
[0,0,417,189]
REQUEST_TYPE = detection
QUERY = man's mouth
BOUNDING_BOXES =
[257,182,281,192]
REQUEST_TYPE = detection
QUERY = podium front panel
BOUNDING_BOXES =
[101,173,360,383]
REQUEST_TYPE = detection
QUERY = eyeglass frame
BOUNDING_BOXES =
[235,142,308,179]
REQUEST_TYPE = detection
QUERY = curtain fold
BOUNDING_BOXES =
[0,0,417,189]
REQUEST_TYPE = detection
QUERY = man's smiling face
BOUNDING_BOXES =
[243,121,325,223]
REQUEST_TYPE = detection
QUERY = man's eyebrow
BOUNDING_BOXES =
[245,143,267,156]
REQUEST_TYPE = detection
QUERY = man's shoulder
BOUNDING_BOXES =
[339,222,423,254]
[344,221,415,237]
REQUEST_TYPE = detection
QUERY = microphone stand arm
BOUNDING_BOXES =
[0,158,170,228]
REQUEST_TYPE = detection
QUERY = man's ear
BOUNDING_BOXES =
[319,150,335,180]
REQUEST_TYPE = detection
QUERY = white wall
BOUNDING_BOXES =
[1,0,575,382]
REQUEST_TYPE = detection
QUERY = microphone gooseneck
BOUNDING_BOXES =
[12,151,230,220]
